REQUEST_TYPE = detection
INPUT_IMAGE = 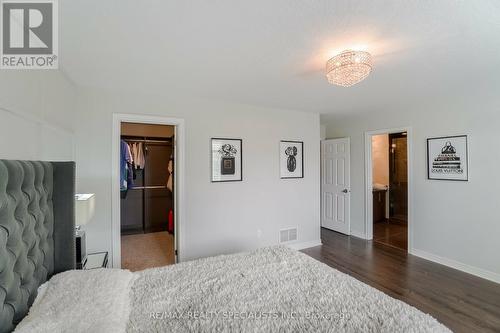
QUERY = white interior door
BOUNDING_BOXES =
[321,138,350,234]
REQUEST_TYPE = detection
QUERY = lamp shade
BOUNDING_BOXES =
[75,193,95,226]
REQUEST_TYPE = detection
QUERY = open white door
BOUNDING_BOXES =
[321,138,350,234]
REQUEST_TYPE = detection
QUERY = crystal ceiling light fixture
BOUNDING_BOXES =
[326,50,372,87]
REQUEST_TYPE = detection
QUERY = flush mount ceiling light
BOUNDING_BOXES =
[326,50,372,87]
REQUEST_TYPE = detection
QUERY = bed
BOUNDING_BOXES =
[0,160,75,332]
[0,159,450,333]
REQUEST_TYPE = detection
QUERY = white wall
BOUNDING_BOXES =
[0,71,76,161]
[321,89,500,282]
[75,88,321,262]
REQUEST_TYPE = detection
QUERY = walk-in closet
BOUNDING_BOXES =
[120,122,175,271]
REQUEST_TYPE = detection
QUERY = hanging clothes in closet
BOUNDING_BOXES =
[120,139,134,193]
[130,142,145,169]
[166,153,173,193]
[121,136,174,235]
[166,152,174,234]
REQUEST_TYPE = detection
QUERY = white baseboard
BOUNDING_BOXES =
[288,239,322,250]
[350,230,368,240]
[411,248,500,284]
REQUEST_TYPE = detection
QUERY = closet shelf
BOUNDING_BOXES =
[122,138,172,144]
[130,185,168,190]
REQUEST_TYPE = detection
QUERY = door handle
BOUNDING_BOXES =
[342,189,349,193]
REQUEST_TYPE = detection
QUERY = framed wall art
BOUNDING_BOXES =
[280,140,303,179]
[211,138,242,182]
[427,135,468,181]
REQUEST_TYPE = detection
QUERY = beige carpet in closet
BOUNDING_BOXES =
[121,231,175,271]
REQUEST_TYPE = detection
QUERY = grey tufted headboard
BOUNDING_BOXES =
[0,160,76,332]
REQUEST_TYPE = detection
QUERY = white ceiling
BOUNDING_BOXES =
[60,0,500,114]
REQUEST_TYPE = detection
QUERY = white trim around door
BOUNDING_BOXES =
[111,113,186,268]
[364,127,413,253]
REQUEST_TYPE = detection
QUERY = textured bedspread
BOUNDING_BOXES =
[16,246,451,332]
[127,246,450,332]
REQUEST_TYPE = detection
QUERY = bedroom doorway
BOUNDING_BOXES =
[119,122,175,271]
[112,114,185,269]
[365,127,412,252]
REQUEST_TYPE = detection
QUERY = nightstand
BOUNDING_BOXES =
[83,251,108,269]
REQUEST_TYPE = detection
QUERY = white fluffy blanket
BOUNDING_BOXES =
[16,246,451,332]
[14,268,136,333]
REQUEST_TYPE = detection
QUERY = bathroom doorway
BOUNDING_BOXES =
[365,128,412,252]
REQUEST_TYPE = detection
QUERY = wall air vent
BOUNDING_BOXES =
[279,227,298,243]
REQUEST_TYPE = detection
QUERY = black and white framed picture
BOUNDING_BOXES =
[211,138,242,182]
[280,140,304,179]
[427,135,468,181]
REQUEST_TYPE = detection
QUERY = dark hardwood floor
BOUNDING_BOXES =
[373,220,407,250]
[302,228,500,333]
